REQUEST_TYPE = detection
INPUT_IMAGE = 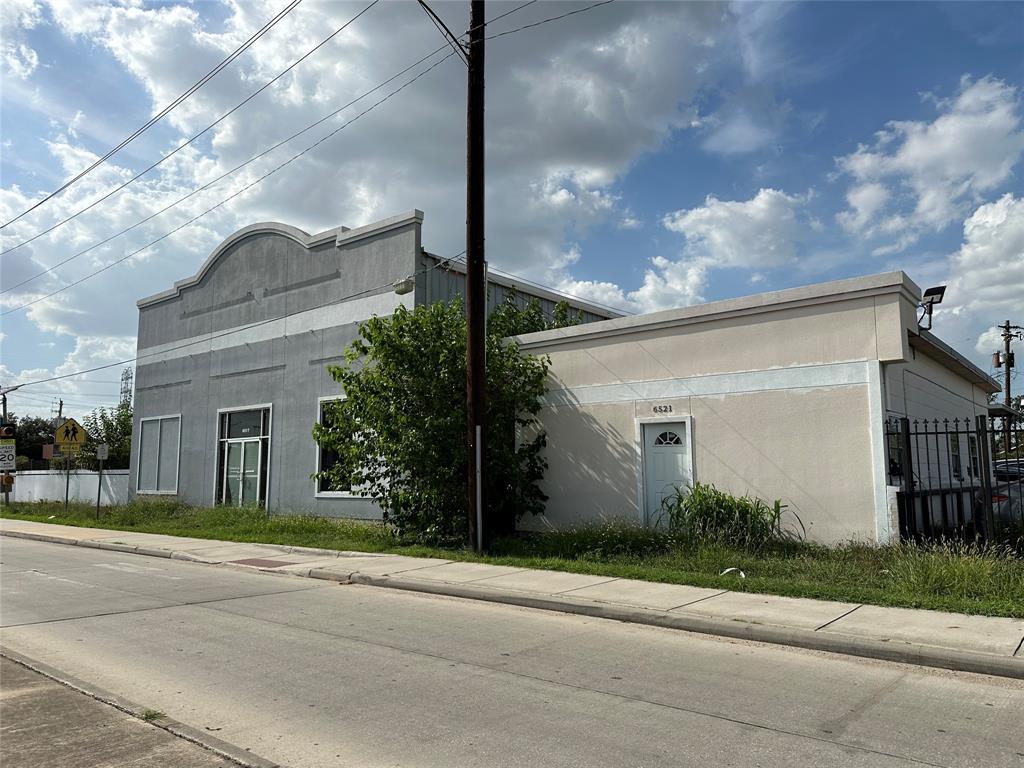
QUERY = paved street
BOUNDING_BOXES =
[2,537,1022,768]
[0,657,233,768]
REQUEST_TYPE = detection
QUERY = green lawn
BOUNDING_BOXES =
[4,500,1023,618]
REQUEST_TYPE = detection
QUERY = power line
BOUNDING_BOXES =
[2,51,457,316]
[483,0,615,41]
[2,0,612,312]
[13,390,122,398]
[10,252,466,390]
[0,0,304,231]
[478,0,538,29]
[486,263,634,317]
[4,1,545,294]
[0,0,380,257]
[2,44,453,295]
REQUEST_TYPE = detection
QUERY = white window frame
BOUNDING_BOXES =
[948,433,963,482]
[315,395,358,498]
[136,413,181,495]
[213,403,273,508]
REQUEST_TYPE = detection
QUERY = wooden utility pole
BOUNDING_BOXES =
[1002,321,1013,411]
[466,0,486,552]
[1000,320,1023,457]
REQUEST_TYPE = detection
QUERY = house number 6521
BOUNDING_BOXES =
[652,404,673,414]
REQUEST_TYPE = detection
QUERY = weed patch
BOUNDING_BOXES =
[5,499,1022,618]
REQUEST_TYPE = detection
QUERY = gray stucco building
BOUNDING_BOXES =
[130,210,617,517]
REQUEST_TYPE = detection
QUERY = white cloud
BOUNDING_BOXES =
[663,187,803,268]
[931,194,1024,369]
[2,0,43,79]
[701,109,776,154]
[837,182,890,233]
[547,188,806,314]
[2,1,801,387]
[836,75,1024,251]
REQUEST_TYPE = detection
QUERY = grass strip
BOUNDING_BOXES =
[4,500,1023,618]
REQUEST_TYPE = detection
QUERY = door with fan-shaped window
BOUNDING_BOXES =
[642,422,692,526]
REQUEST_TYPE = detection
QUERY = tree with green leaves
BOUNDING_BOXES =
[314,295,578,545]
[82,401,134,469]
[11,414,54,462]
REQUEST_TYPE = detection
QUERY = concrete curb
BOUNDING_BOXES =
[0,645,283,768]
[5,527,1023,680]
[341,573,1024,681]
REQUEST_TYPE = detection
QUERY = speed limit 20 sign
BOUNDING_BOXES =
[0,439,15,471]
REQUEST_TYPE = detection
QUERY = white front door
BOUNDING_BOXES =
[643,422,692,526]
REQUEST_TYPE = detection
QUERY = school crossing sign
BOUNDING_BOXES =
[55,418,88,455]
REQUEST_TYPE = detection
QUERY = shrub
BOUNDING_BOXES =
[661,482,802,551]
[313,297,572,547]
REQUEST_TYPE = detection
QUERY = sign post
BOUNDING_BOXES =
[0,437,15,505]
[95,443,109,520]
[54,418,88,512]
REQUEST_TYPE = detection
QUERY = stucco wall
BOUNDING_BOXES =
[518,279,920,544]
[527,379,877,544]
[130,213,617,518]
[131,219,422,517]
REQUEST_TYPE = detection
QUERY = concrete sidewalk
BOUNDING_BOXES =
[0,655,247,768]
[2,517,1022,679]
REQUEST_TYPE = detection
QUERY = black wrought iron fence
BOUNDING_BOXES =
[884,414,1023,543]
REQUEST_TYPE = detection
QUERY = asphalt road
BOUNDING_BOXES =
[1,537,1021,768]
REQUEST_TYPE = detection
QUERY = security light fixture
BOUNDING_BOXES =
[922,285,946,306]
[917,284,946,331]
[392,275,415,296]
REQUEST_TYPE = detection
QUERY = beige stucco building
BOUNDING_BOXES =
[514,272,1000,545]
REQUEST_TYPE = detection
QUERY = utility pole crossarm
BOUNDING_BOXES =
[417,0,469,65]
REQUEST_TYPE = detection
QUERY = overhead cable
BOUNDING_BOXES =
[0,0,380,256]
[3,0,546,292]
[2,44,452,295]
[9,251,466,389]
[2,51,456,315]
[0,0,304,230]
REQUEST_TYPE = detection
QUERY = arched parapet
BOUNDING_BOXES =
[136,222,348,308]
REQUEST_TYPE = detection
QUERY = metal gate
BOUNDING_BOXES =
[884,414,1023,543]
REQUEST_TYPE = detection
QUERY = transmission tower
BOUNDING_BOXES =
[120,368,134,407]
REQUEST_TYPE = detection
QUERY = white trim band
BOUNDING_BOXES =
[136,291,408,366]
[544,361,871,407]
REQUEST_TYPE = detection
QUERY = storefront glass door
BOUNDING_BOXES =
[222,439,261,506]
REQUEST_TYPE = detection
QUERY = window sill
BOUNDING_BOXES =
[315,491,360,499]
[137,490,178,496]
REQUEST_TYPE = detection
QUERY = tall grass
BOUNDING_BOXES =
[660,483,803,551]
[5,494,1023,617]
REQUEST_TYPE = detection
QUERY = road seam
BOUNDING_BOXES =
[0,645,283,768]
[344,573,1024,680]
[4,527,1023,680]
[813,603,864,632]
[186,596,948,767]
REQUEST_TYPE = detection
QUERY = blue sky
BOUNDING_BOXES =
[1,1,1023,419]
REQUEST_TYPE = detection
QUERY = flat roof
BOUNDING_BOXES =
[513,270,921,348]
[422,252,625,320]
[909,330,1001,393]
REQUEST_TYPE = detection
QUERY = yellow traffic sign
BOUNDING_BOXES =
[55,418,88,447]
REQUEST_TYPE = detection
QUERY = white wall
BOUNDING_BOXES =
[11,470,131,506]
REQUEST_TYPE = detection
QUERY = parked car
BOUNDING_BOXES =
[993,459,1023,481]
[972,482,1024,531]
